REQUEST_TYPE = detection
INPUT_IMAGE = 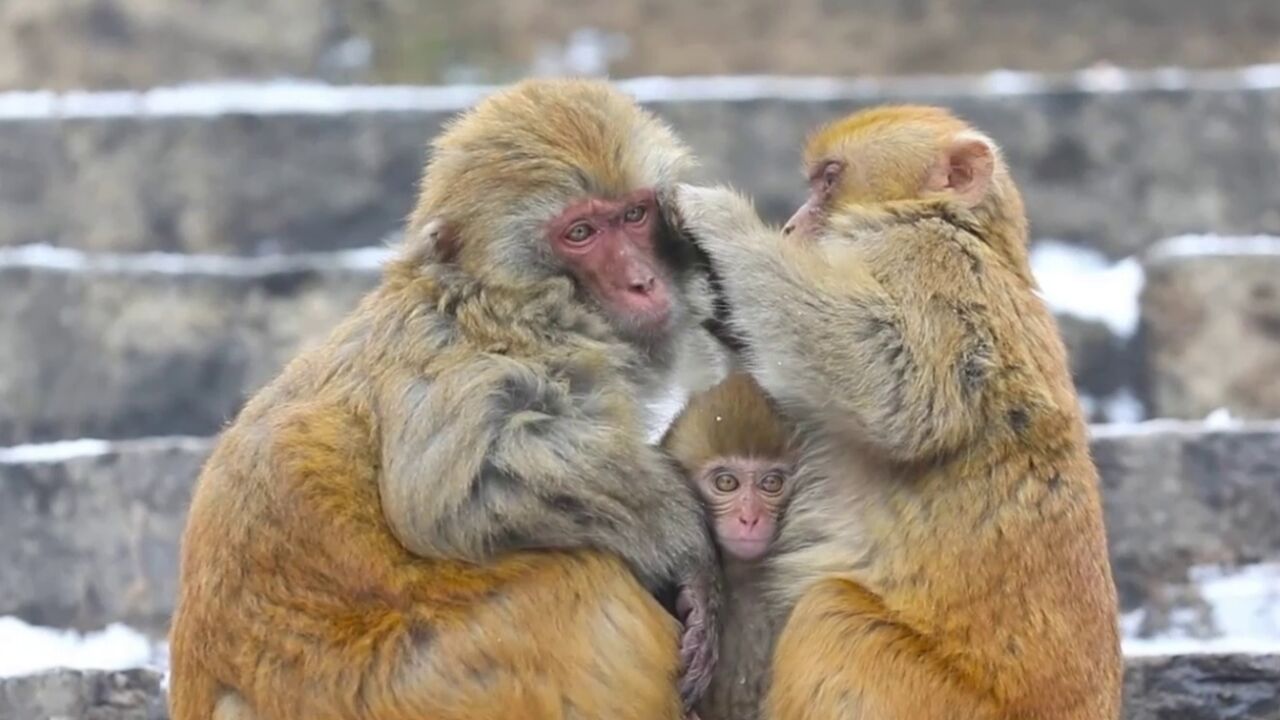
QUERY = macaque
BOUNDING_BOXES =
[167,78,726,720]
[662,372,797,720]
[675,105,1123,719]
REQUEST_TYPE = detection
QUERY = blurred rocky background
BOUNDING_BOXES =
[2,0,1279,89]
[2,1,1280,718]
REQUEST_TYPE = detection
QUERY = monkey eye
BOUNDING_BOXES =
[623,205,647,224]
[564,222,596,244]
[820,161,843,190]
[760,472,785,494]
[713,472,740,493]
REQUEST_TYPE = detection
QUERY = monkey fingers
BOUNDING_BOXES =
[672,184,768,253]
[675,579,719,711]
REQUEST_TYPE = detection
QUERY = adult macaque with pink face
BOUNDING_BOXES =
[662,372,798,720]
[544,188,673,337]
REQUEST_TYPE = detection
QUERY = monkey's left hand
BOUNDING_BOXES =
[672,184,775,356]
[675,572,719,712]
[673,183,771,261]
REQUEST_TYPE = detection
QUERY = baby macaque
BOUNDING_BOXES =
[662,372,796,720]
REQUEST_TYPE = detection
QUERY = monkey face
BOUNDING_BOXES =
[546,188,680,343]
[783,160,842,239]
[695,456,791,562]
[785,106,1002,240]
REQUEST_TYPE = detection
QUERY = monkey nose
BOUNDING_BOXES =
[628,275,657,295]
[782,223,795,236]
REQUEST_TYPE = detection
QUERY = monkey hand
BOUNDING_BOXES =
[674,569,720,711]
[672,183,770,262]
[672,183,772,355]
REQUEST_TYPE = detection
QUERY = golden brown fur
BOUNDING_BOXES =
[168,78,726,720]
[663,372,794,468]
[675,105,1122,719]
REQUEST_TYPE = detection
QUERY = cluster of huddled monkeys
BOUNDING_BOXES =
[169,79,1122,719]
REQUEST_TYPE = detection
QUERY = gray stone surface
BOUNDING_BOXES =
[1123,653,1280,719]
[1094,421,1280,620]
[2,78,1280,258]
[0,250,380,444]
[1058,314,1136,413]
[2,653,1276,719]
[0,249,1133,443]
[1139,237,1280,420]
[0,0,359,91]
[3,421,1277,638]
[0,437,210,635]
[0,668,166,720]
[2,0,1280,90]
[0,110,438,255]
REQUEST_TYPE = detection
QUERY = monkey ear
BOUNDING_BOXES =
[413,218,459,264]
[924,133,994,207]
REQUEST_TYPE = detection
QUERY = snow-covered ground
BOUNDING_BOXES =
[2,562,1277,678]
[1,63,1279,121]
[0,619,166,678]
[1122,563,1280,656]
[0,243,393,276]
[1029,241,1143,337]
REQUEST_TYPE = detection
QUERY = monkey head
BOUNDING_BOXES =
[782,105,1029,271]
[662,373,796,562]
[407,78,708,353]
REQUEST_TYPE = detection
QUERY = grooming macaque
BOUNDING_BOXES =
[676,105,1122,719]
[168,78,726,720]
[662,372,797,720]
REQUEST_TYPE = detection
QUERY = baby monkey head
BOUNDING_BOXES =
[663,373,797,562]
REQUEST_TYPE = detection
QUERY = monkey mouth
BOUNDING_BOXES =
[613,293,676,340]
[721,537,770,561]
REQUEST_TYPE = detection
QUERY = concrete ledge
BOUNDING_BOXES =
[2,421,1278,636]
[0,246,382,444]
[1122,653,1280,719]
[1094,420,1280,620]
[1,72,1279,258]
[0,437,212,635]
[0,245,1139,443]
[0,668,165,720]
[2,653,1277,719]
[1139,236,1280,419]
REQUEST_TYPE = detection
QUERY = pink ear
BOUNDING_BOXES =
[924,135,994,206]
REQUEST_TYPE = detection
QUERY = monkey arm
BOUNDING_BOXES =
[376,358,716,592]
[376,357,723,707]
[770,578,999,719]
[676,185,986,463]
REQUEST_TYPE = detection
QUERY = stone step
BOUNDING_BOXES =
[2,421,1276,639]
[2,69,1279,258]
[2,0,1278,90]
[0,244,1144,445]
[1139,236,1280,420]
[2,654,1277,719]
[0,246,382,445]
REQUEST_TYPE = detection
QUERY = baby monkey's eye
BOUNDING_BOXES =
[759,472,785,494]
[713,472,740,493]
[623,205,647,223]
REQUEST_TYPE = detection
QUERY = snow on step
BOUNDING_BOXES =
[2,74,1280,258]
[3,421,1278,638]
